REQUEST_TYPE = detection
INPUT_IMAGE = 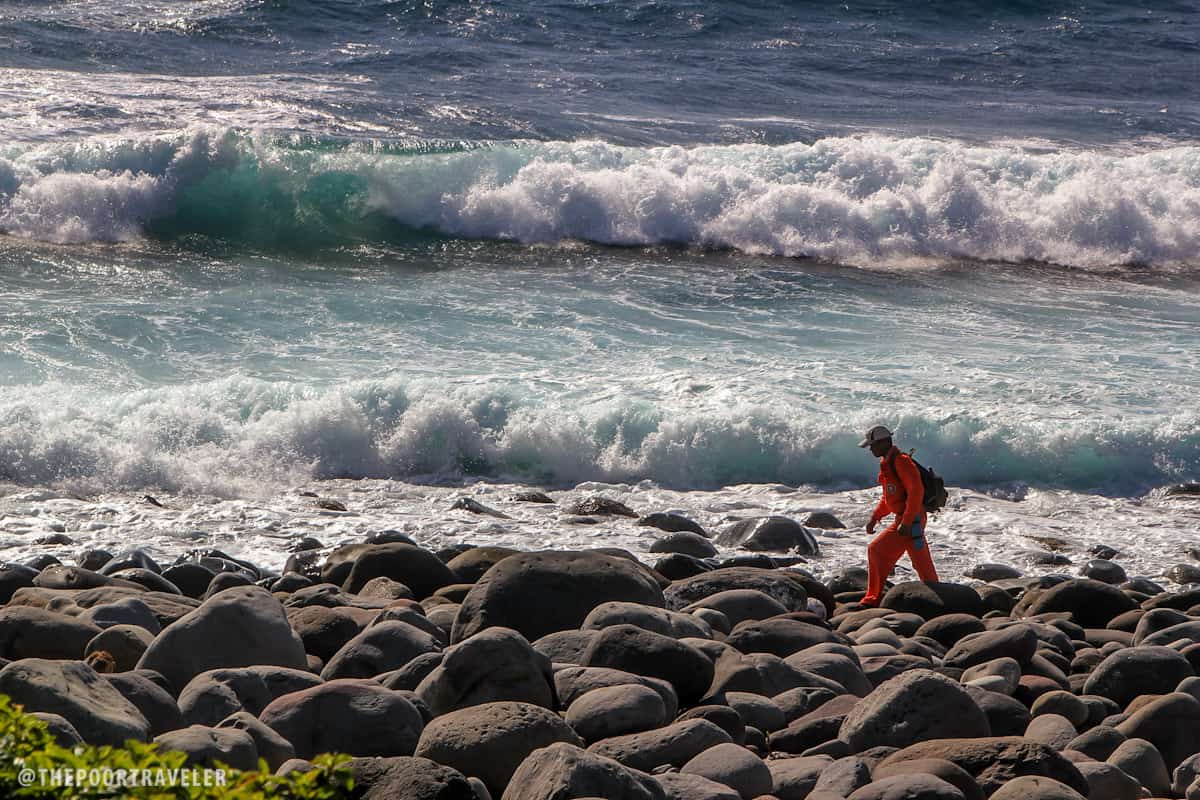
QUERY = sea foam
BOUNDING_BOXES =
[1,129,1197,268]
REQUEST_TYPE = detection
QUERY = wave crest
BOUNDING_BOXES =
[1,129,1198,268]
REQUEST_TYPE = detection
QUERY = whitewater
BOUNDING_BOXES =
[2,0,1199,585]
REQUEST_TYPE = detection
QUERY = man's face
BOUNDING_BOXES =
[869,438,892,458]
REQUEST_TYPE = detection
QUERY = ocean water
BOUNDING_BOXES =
[1,1,1198,580]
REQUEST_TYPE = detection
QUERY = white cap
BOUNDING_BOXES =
[857,425,893,448]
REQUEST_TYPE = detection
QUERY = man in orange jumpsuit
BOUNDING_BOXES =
[858,425,939,606]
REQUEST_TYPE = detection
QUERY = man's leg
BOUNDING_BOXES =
[905,517,940,582]
[863,526,908,605]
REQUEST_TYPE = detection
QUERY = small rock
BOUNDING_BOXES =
[802,511,846,529]
[565,496,638,517]
[639,512,707,536]
[512,490,555,503]
[450,497,510,518]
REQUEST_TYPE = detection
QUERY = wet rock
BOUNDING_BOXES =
[1082,646,1195,708]
[417,627,555,715]
[261,679,423,759]
[177,666,322,727]
[0,562,40,604]
[639,512,707,536]
[588,718,732,772]
[136,585,307,693]
[803,512,846,529]
[415,701,582,797]
[877,738,1088,797]
[1167,563,1200,585]
[653,553,713,581]
[1079,559,1126,585]
[453,550,664,644]
[680,742,772,799]
[1090,545,1120,560]
[968,564,1023,582]
[162,563,216,598]
[512,490,554,503]
[649,531,718,558]
[566,496,638,517]
[0,658,149,746]
[715,517,820,555]
[502,742,665,800]
[155,725,258,771]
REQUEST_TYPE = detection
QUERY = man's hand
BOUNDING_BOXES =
[866,519,877,536]
[897,521,913,537]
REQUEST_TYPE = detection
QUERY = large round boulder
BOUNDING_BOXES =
[1082,646,1195,709]
[0,659,149,746]
[337,543,459,599]
[566,684,668,744]
[838,669,989,752]
[881,582,984,620]
[680,742,773,799]
[136,586,307,693]
[715,517,820,555]
[154,725,259,771]
[320,620,443,680]
[260,679,424,759]
[416,627,556,715]
[664,568,809,612]
[414,701,582,797]
[581,624,714,704]
[877,738,1088,797]
[347,756,477,800]
[0,606,102,660]
[452,551,665,644]
[502,742,666,800]
[177,666,322,726]
[1015,579,1137,628]
[588,719,733,773]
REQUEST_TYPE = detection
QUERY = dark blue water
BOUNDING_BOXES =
[2,1,1197,146]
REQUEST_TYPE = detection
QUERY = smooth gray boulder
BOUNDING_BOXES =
[260,679,424,760]
[680,742,772,799]
[154,725,259,771]
[344,756,477,800]
[320,620,442,680]
[453,550,665,644]
[136,586,307,693]
[416,627,556,716]
[839,669,989,752]
[414,701,583,797]
[0,606,103,660]
[501,742,665,800]
[1082,646,1195,708]
[0,658,149,746]
[588,719,733,772]
[566,684,668,743]
[177,666,322,726]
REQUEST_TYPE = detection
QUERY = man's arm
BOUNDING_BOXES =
[867,497,888,534]
[895,455,924,526]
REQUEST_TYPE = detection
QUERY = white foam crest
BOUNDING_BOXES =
[2,130,1197,267]
[1,377,1197,496]
[363,136,1200,267]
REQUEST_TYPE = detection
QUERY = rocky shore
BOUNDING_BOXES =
[2,495,1200,799]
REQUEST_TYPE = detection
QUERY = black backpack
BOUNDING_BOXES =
[892,450,949,514]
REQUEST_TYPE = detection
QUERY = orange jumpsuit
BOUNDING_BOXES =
[862,445,939,605]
